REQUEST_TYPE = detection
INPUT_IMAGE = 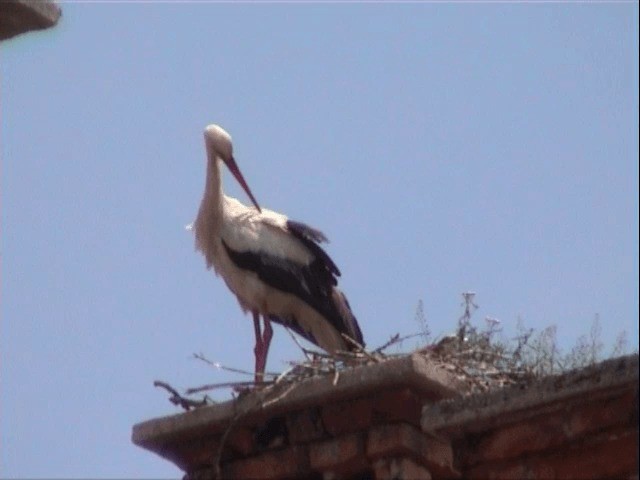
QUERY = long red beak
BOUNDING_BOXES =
[225,156,262,213]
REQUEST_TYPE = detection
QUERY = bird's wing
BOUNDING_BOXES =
[286,220,341,278]
[220,230,335,310]
[220,208,362,349]
[267,314,318,346]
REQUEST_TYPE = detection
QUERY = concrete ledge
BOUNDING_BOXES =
[0,0,61,41]
[132,354,467,471]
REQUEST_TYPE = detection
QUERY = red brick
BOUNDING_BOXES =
[466,415,567,464]
[467,460,532,480]
[550,428,638,480]
[467,390,638,465]
[371,389,423,425]
[286,408,326,443]
[309,432,367,475]
[467,427,638,480]
[227,426,255,456]
[223,445,310,479]
[373,457,433,480]
[321,398,373,436]
[367,423,458,478]
[566,390,636,436]
[167,435,220,471]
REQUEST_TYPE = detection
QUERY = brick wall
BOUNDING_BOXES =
[425,355,638,479]
[133,354,638,479]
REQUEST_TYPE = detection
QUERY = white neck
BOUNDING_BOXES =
[194,155,224,267]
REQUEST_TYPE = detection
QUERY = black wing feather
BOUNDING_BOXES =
[221,225,363,350]
[267,314,318,346]
[286,220,341,279]
[221,239,336,323]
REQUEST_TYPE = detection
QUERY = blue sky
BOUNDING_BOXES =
[1,3,638,478]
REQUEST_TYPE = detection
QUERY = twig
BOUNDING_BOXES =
[261,382,298,409]
[341,333,365,351]
[341,333,379,363]
[185,380,272,395]
[193,352,280,379]
[372,333,400,353]
[372,332,426,354]
[284,327,314,362]
[154,380,210,411]
[274,365,296,384]
[214,410,243,479]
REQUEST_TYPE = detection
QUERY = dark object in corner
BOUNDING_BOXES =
[0,0,61,41]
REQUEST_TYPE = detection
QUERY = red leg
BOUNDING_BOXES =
[252,314,275,385]
[252,312,265,384]
[261,316,273,375]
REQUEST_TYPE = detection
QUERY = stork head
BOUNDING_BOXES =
[204,124,233,161]
[204,124,261,213]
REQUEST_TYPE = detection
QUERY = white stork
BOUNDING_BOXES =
[192,124,363,383]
